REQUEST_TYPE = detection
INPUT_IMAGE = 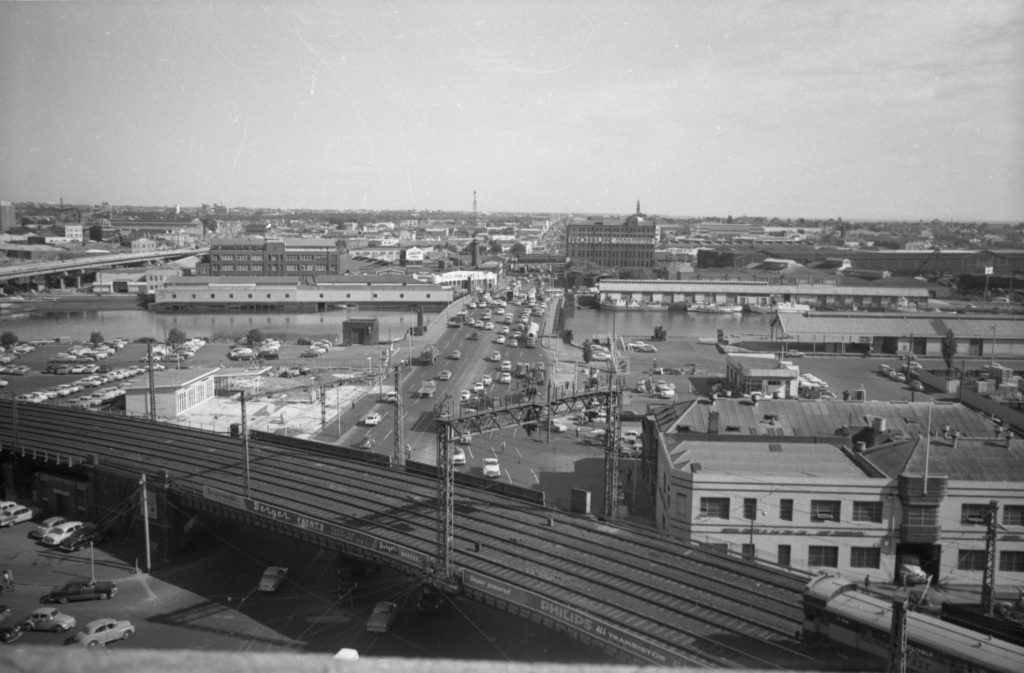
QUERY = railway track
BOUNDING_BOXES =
[1,401,821,668]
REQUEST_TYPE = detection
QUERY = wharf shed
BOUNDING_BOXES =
[774,312,1024,358]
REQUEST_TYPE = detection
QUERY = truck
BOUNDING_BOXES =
[411,345,439,366]
[416,380,438,398]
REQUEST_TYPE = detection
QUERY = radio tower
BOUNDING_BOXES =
[472,190,478,226]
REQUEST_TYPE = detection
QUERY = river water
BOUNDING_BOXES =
[4,303,773,344]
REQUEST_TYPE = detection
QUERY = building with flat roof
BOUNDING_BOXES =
[123,367,220,418]
[650,399,1024,588]
[565,203,657,270]
[203,238,348,280]
[775,312,1024,358]
[724,354,800,399]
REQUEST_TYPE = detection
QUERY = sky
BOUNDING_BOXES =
[1,1,1022,221]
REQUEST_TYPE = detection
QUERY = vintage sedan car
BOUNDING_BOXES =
[451,447,466,466]
[366,601,398,633]
[258,566,289,592]
[550,421,568,432]
[482,458,501,479]
[459,390,471,402]
[21,607,76,632]
[41,521,84,546]
[30,516,68,540]
[481,374,493,386]
[0,501,17,515]
[0,625,23,644]
[449,350,461,360]
[0,505,34,528]
[59,523,110,552]
[42,579,118,603]
[437,369,452,381]
[72,617,135,646]
[498,372,512,384]
[362,412,382,426]
[356,436,375,450]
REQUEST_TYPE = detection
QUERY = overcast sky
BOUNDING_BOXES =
[1,1,1021,221]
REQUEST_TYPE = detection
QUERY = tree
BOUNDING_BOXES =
[941,329,958,376]
[0,331,18,348]
[166,328,188,347]
[488,241,504,254]
[510,242,526,256]
[89,331,105,345]
[245,329,265,348]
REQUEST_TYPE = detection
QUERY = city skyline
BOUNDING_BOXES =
[1,1,1022,222]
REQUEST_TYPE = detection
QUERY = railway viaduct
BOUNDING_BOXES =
[0,400,820,668]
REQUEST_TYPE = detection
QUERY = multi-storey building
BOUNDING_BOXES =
[565,203,657,269]
[648,399,1024,589]
[203,238,346,281]
[0,200,16,233]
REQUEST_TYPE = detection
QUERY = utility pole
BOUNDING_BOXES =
[240,391,251,497]
[147,342,156,422]
[602,371,620,519]
[888,597,908,673]
[139,473,152,574]
[981,499,999,616]
[394,367,405,467]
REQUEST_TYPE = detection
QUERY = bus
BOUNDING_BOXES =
[525,321,539,348]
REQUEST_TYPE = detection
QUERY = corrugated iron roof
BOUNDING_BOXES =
[777,312,1023,339]
[669,440,869,478]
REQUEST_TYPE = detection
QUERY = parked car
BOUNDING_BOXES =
[258,566,289,592]
[58,523,110,552]
[71,617,135,646]
[30,516,68,540]
[0,501,18,515]
[481,374,493,386]
[459,390,471,402]
[416,585,444,613]
[366,601,398,633]
[41,521,84,546]
[899,555,930,586]
[21,607,76,632]
[363,412,382,426]
[0,625,23,644]
[498,372,512,384]
[482,458,501,479]
[0,505,34,528]
[42,579,118,604]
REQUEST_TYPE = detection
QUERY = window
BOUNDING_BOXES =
[905,504,938,526]
[248,294,253,299]
[699,497,730,519]
[961,503,989,523]
[1004,506,1024,527]
[778,545,791,566]
[958,550,986,571]
[743,498,756,520]
[851,547,881,568]
[780,499,793,521]
[809,546,839,568]
[741,543,754,561]
[853,502,883,523]
[811,500,841,522]
[999,551,1024,572]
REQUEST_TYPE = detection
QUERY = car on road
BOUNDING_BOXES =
[258,566,289,592]
[473,381,485,393]
[0,505,34,527]
[72,617,135,647]
[484,321,494,330]
[21,607,76,633]
[357,436,375,450]
[496,335,506,344]
[42,579,118,604]
[910,380,924,392]
[500,360,512,372]
[499,326,509,335]
[437,370,452,381]
[366,601,398,633]
[449,350,462,360]
[363,412,382,426]
[459,390,471,402]
[481,374,493,386]
[30,516,69,540]
[550,421,567,432]
[482,458,501,479]
[41,521,84,546]
[451,446,466,466]
[784,350,804,358]
[498,372,512,384]
[490,351,502,362]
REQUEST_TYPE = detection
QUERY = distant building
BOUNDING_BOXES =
[123,368,220,418]
[203,238,347,280]
[0,201,16,233]
[565,202,657,269]
[130,237,159,253]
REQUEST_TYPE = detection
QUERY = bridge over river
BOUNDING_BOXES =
[0,400,821,668]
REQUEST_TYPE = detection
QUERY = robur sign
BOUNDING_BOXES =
[227,377,261,394]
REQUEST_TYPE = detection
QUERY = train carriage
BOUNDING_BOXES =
[803,575,1024,673]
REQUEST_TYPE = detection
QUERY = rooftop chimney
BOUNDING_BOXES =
[708,409,720,434]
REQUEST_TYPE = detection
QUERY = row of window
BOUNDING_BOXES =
[214,264,337,272]
[170,292,433,300]
[961,503,1024,525]
[757,546,1024,572]
[699,497,883,523]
